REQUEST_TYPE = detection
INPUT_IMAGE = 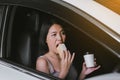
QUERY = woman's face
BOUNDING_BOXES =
[46,24,66,53]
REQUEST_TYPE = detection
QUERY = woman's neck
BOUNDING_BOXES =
[46,51,60,60]
[45,51,61,72]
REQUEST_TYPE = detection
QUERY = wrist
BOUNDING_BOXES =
[58,71,67,79]
[79,70,86,80]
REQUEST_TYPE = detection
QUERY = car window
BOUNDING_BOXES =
[0,5,6,57]
[6,6,70,69]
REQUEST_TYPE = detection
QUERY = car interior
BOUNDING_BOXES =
[0,4,120,79]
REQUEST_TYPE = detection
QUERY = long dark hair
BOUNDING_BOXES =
[38,17,65,56]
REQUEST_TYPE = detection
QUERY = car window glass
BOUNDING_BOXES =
[0,5,4,30]
[0,5,5,57]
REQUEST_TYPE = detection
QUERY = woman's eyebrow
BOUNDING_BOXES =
[50,28,64,34]
[50,31,57,34]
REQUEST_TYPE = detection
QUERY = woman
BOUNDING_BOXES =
[36,18,100,80]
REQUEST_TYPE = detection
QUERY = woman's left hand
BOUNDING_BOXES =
[81,62,101,75]
[79,62,101,80]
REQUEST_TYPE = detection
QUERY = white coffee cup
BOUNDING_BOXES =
[84,54,94,68]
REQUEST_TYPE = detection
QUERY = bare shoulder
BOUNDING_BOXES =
[36,56,50,73]
[36,56,48,67]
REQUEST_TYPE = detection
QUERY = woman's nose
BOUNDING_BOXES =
[57,34,62,41]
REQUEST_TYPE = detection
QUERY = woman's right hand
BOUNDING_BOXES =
[59,50,75,79]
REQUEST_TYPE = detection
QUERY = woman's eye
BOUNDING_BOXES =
[51,34,56,37]
[61,31,65,35]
